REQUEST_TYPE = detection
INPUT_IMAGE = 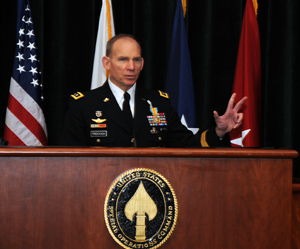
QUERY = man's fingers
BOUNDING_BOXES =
[233,96,247,111]
[236,113,244,122]
[213,110,219,119]
[232,113,244,129]
[226,93,236,111]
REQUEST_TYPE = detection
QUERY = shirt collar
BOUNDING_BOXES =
[108,78,136,111]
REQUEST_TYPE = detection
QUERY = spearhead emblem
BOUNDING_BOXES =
[124,181,158,241]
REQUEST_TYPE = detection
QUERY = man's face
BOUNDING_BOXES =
[103,37,144,91]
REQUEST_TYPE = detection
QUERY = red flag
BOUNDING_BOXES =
[230,0,261,147]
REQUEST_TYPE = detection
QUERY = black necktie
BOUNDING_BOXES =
[123,92,136,146]
[123,92,133,128]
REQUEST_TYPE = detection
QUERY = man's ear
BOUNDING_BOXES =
[140,57,144,70]
[102,56,110,70]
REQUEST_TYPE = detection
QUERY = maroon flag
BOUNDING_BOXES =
[230,0,261,147]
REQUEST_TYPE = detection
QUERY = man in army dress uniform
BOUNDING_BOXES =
[63,34,247,147]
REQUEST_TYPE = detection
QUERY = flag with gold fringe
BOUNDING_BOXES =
[91,0,115,90]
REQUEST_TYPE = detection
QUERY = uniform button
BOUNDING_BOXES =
[97,139,101,143]
[158,137,162,140]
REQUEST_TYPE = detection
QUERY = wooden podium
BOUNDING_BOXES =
[0,147,297,249]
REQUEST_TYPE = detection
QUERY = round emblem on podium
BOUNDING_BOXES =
[104,168,178,249]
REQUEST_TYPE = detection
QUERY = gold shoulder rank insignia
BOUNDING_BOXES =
[71,92,84,100]
[158,90,169,99]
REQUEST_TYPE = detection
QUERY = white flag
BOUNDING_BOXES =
[91,0,115,89]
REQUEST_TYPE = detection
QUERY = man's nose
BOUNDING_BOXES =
[126,60,135,70]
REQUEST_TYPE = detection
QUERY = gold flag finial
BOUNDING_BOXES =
[252,0,258,16]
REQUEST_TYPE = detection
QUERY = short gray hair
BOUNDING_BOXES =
[106,34,142,57]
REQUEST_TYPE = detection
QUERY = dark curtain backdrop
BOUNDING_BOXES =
[1,0,300,176]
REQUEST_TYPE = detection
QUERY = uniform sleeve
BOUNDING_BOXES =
[164,103,200,147]
[164,99,231,148]
[62,98,87,146]
[200,129,231,147]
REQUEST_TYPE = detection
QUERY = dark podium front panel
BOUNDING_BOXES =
[0,148,297,249]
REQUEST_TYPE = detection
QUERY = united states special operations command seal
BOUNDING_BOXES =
[104,168,178,249]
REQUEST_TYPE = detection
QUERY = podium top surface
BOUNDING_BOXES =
[0,147,298,159]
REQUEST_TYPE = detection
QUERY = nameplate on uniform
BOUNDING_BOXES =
[90,130,107,137]
[147,113,167,126]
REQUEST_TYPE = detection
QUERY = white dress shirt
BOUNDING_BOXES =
[108,78,136,117]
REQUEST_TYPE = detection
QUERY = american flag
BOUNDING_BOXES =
[4,0,47,146]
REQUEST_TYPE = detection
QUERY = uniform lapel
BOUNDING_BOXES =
[134,87,151,134]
